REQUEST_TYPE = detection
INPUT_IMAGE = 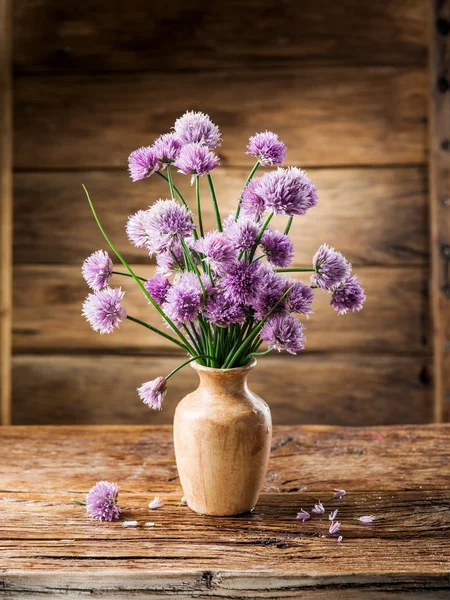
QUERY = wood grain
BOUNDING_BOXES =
[13,68,427,169]
[0,0,12,425]
[13,0,428,73]
[428,0,450,422]
[12,354,432,426]
[12,265,429,354]
[0,424,449,598]
[13,166,428,266]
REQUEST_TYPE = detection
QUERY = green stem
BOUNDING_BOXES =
[248,212,274,262]
[250,348,274,357]
[235,161,260,220]
[284,216,293,235]
[206,174,222,232]
[195,176,204,237]
[251,254,266,264]
[166,165,176,200]
[72,499,86,506]
[166,354,217,380]
[276,268,315,273]
[82,185,196,355]
[223,285,293,368]
[112,270,147,282]
[127,316,186,350]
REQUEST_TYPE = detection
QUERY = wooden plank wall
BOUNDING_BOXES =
[0,0,12,425]
[11,0,431,425]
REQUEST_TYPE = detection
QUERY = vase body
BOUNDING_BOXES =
[173,359,272,516]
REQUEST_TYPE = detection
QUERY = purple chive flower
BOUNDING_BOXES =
[246,131,287,166]
[164,273,205,323]
[86,481,121,521]
[312,501,325,514]
[204,292,246,327]
[296,509,311,522]
[225,216,260,252]
[223,259,263,305]
[252,266,286,320]
[359,515,375,524]
[261,229,294,268]
[174,142,219,183]
[128,146,159,182]
[260,313,306,355]
[240,178,266,220]
[329,521,341,535]
[173,111,221,149]
[329,509,338,521]
[152,133,182,167]
[330,275,366,315]
[126,209,151,249]
[144,274,171,305]
[145,199,196,254]
[82,287,126,335]
[156,246,185,275]
[194,231,236,275]
[311,244,351,292]
[333,489,346,499]
[250,167,318,217]
[138,376,167,410]
[82,250,113,291]
[285,279,314,316]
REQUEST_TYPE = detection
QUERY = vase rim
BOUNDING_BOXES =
[190,357,257,374]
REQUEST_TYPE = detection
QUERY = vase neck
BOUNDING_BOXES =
[191,360,256,395]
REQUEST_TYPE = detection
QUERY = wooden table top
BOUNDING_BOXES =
[1,424,450,598]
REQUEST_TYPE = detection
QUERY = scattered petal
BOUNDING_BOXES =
[329,509,338,521]
[145,522,156,527]
[296,509,310,522]
[122,521,138,528]
[181,496,187,505]
[337,535,343,543]
[312,501,325,514]
[329,521,341,535]
[149,496,164,510]
[359,515,375,524]
[333,489,346,499]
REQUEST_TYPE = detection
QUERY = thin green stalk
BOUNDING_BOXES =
[180,238,207,302]
[127,316,186,351]
[166,354,217,380]
[284,216,293,235]
[112,270,147,282]
[251,254,266,264]
[166,165,176,200]
[195,176,204,237]
[206,174,222,232]
[235,161,260,220]
[223,286,293,368]
[276,267,315,273]
[72,499,86,506]
[248,212,274,262]
[249,348,274,357]
[82,185,196,355]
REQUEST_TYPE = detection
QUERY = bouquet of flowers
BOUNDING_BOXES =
[81,111,366,410]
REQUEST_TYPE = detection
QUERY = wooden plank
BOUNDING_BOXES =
[13,0,427,73]
[0,0,12,425]
[429,0,450,423]
[12,354,432,426]
[13,68,427,169]
[0,424,449,599]
[13,166,428,266]
[12,265,429,354]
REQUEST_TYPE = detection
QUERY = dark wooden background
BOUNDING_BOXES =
[11,0,431,425]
